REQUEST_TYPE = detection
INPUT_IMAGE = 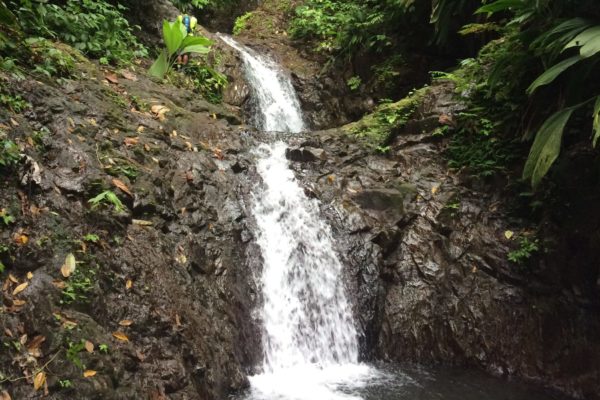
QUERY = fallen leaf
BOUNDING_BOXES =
[121,70,138,81]
[150,105,170,122]
[119,319,133,327]
[20,334,27,345]
[61,253,77,278]
[126,279,133,290]
[144,144,151,152]
[12,299,26,306]
[504,230,514,240]
[10,118,19,127]
[26,272,33,280]
[124,137,139,147]
[112,179,133,196]
[132,219,153,226]
[83,370,97,378]
[1,390,11,400]
[112,332,129,342]
[8,274,18,284]
[105,73,119,84]
[33,371,45,391]
[12,282,28,296]
[136,125,145,133]
[88,118,98,127]
[327,175,335,184]
[4,328,13,337]
[85,340,94,353]
[52,280,67,289]
[13,234,28,246]
[431,185,440,195]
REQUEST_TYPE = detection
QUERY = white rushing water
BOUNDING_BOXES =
[218,36,377,399]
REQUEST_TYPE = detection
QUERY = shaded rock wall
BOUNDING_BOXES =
[284,83,600,400]
[0,56,262,398]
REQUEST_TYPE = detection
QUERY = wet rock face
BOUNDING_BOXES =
[0,61,261,399]
[286,83,600,400]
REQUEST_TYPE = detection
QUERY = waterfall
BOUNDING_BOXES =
[218,35,374,399]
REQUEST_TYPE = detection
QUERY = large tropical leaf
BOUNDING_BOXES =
[523,108,575,188]
[531,18,591,55]
[527,55,582,94]
[162,20,186,57]
[181,36,213,48]
[180,44,211,55]
[593,96,600,147]
[0,1,17,26]
[580,32,600,58]
[475,0,524,14]
[565,26,600,52]
[148,50,169,79]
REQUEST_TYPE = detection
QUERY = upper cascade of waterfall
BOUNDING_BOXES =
[218,34,306,133]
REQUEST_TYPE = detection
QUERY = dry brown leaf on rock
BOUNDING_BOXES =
[1,390,11,400]
[112,332,129,342]
[112,178,133,196]
[85,340,94,353]
[61,253,76,278]
[119,319,133,326]
[83,370,97,378]
[121,70,138,81]
[105,73,119,84]
[12,282,28,296]
[151,105,170,122]
[33,371,46,391]
[124,137,139,147]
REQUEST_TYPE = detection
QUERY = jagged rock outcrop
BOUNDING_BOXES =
[286,83,600,400]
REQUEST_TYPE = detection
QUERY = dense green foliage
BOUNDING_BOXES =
[289,0,600,188]
[7,0,147,64]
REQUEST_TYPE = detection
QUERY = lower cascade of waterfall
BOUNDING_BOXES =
[219,35,562,400]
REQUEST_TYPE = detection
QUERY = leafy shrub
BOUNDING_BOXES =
[0,139,20,169]
[508,237,540,265]
[149,19,212,79]
[233,12,254,35]
[347,76,361,91]
[25,37,75,78]
[183,61,228,103]
[476,0,600,187]
[9,0,147,64]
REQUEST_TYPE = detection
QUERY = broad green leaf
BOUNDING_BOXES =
[565,26,600,50]
[148,50,168,79]
[580,34,600,58]
[475,0,523,15]
[180,44,211,55]
[163,20,185,57]
[181,36,213,48]
[527,56,581,94]
[0,2,17,26]
[523,108,575,188]
[593,96,600,147]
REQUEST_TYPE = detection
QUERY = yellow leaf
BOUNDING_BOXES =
[12,282,28,296]
[132,219,153,226]
[61,253,76,278]
[126,279,132,290]
[85,340,94,353]
[431,185,440,195]
[33,371,45,391]
[504,230,514,240]
[1,390,11,400]
[83,370,97,378]
[136,125,145,133]
[27,272,33,280]
[14,234,28,245]
[12,299,26,306]
[119,319,133,327]
[112,332,129,342]
[8,274,18,284]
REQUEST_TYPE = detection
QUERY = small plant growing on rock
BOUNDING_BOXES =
[88,190,124,213]
[508,236,540,265]
[233,12,254,35]
[347,76,362,91]
[148,20,212,79]
[0,139,21,169]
